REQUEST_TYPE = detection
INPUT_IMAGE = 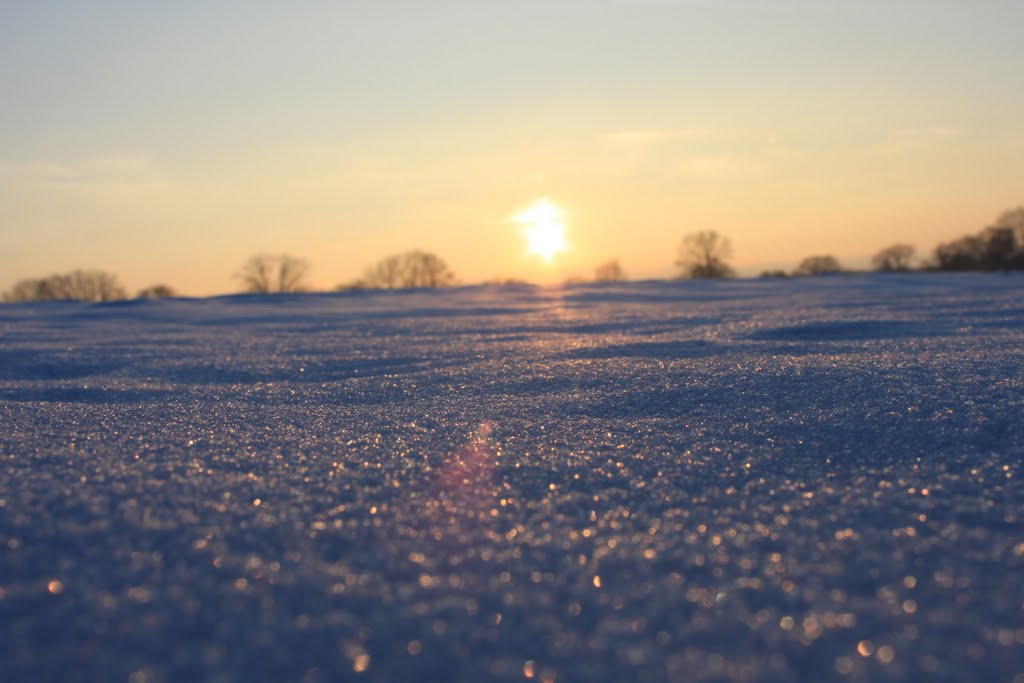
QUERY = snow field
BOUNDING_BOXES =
[0,273,1022,682]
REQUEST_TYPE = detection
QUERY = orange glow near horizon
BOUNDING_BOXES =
[516,199,569,262]
[1,3,1022,296]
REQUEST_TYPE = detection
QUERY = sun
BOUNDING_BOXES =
[515,199,568,261]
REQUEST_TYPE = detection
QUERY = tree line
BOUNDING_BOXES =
[0,250,460,303]
[682,206,1024,280]
[234,250,458,295]
[3,206,1021,302]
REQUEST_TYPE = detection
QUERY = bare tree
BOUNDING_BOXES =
[4,280,39,303]
[993,206,1024,244]
[871,244,916,272]
[362,255,404,290]
[982,206,1024,269]
[594,259,626,282]
[2,278,51,303]
[929,206,1024,271]
[794,255,842,276]
[982,226,1019,269]
[675,230,735,279]
[933,235,986,271]
[403,251,456,288]
[236,254,310,294]
[3,269,126,303]
[59,270,127,301]
[359,251,457,289]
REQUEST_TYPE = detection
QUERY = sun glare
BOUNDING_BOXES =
[516,199,568,262]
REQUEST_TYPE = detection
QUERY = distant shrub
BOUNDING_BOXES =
[794,255,842,276]
[759,270,789,278]
[335,280,369,293]
[137,284,177,299]
[236,253,310,294]
[486,278,534,286]
[872,244,916,272]
[675,230,735,279]
[3,269,127,303]
[360,251,457,289]
[594,259,626,282]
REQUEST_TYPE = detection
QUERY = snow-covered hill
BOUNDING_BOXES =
[1,273,1022,682]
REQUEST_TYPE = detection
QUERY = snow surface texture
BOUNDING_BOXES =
[1,273,1022,683]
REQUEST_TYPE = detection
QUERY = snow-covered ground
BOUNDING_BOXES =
[1,273,1022,682]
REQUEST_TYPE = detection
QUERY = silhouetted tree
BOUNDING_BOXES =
[3,269,127,303]
[982,207,1024,268]
[3,279,49,303]
[932,206,1024,271]
[982,226,1017,269]
[933,235,985,271]
[137,284,177,299]
[993,206,1024,244]
[872,244,915,272]
[794,255,842,276]
[236,253,310,293]
[594,259,625,282]
[675,231,735,279]
[360,251,456,289]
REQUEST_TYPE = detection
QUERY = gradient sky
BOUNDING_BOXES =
[2,0,1023,295]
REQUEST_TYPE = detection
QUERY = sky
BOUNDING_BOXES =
[2,0,1023,295]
